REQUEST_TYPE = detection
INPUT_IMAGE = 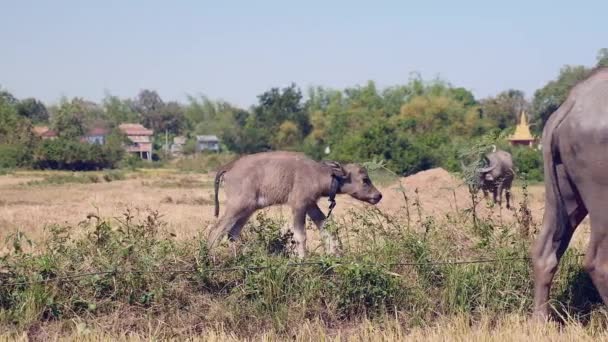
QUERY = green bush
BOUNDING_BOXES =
[511,147,543,182]
[33,138,124,171]
[330,261,404,318]
[0,144,30,168]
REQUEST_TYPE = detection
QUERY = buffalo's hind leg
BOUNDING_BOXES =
[207,204,255,251]
[532,169,587,320]
[583,205,608,306]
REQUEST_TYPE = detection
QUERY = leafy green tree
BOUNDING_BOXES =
[532,65,591,132]
[597,48,608,67]
[134,90,186,134]
[0,87,18,106]
[397,95,484,136]
[134,89,164,116]
[102,94,140,125]
[480,90,529,130]
[449,87,477,107]
[331,120,437,175]
[0,92,36,167]
[273,121,301,149]
[16,98,49,123]
[242,84,310,151]
[52,98,87,139]
[343,81,384,112]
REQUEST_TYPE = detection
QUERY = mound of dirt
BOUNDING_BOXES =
[374,168,470,218]
[400,168,462,192]
[285,167,541,225]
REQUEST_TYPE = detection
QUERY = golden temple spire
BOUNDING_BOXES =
[509,110,534,141]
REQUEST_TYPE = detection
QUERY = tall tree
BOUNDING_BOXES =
[0,87,18,106]
[532,65,591,132]
[102,94,140,125]
[246,83,310,151]
[52,98,87,139]
[133,89,164,116]
[597,48,608,67]
[133,90,185,134]
[480,90,529,130]
[16,98,49,123]
[0,92,32,144]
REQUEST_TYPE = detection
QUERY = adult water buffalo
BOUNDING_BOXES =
[532,67,608,320]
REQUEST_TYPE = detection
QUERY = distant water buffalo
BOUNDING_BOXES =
[462,146,515,208]
[532,67,608,320]
[208,151,383,258]
[476,148,515,209]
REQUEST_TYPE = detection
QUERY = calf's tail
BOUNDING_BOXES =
[213,158,239,217]
[214,169,227,217]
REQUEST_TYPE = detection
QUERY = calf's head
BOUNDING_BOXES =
[334,163,383,204]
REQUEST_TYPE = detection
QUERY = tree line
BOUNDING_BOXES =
[1,49,607,176]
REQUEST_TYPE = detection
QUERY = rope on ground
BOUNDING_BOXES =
[0,254,586,287]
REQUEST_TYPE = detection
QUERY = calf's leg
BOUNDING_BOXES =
[307,204,341,255]
[207,204,254,250]
[291,205,308,259]
[227,209,255,240]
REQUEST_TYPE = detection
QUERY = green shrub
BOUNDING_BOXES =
[0,144,30,168]
[330,260,404,318]
[511,147,543,182]
[33,138,124,171]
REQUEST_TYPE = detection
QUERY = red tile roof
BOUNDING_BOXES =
[32,126,57,137]
[87,127,109,136]
[119,123,153,136]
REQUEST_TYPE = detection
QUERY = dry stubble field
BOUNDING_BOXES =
[0,167,591,250]
[0,167,601,341]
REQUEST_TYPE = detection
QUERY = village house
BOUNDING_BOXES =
[196,135,220,153]
[82,127,109,145]
[32,126,58,140]
[119,123,154,160]
[170,136,187,156]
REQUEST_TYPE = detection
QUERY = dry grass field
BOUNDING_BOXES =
[0,167,591,250]
[0,168,601,341]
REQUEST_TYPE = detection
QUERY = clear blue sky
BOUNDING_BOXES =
[1,0,605,108]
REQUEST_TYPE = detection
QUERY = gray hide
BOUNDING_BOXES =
[208,151,383,258]
[532,67,608,320]
[476,149,515,208]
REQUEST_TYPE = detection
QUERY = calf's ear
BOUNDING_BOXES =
[321,160,348,179]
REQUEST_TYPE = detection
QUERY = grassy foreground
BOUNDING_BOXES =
[2,315,608,341]
[0,177,605,340]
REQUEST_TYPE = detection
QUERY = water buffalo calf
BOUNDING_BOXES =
[208,151,383,258]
